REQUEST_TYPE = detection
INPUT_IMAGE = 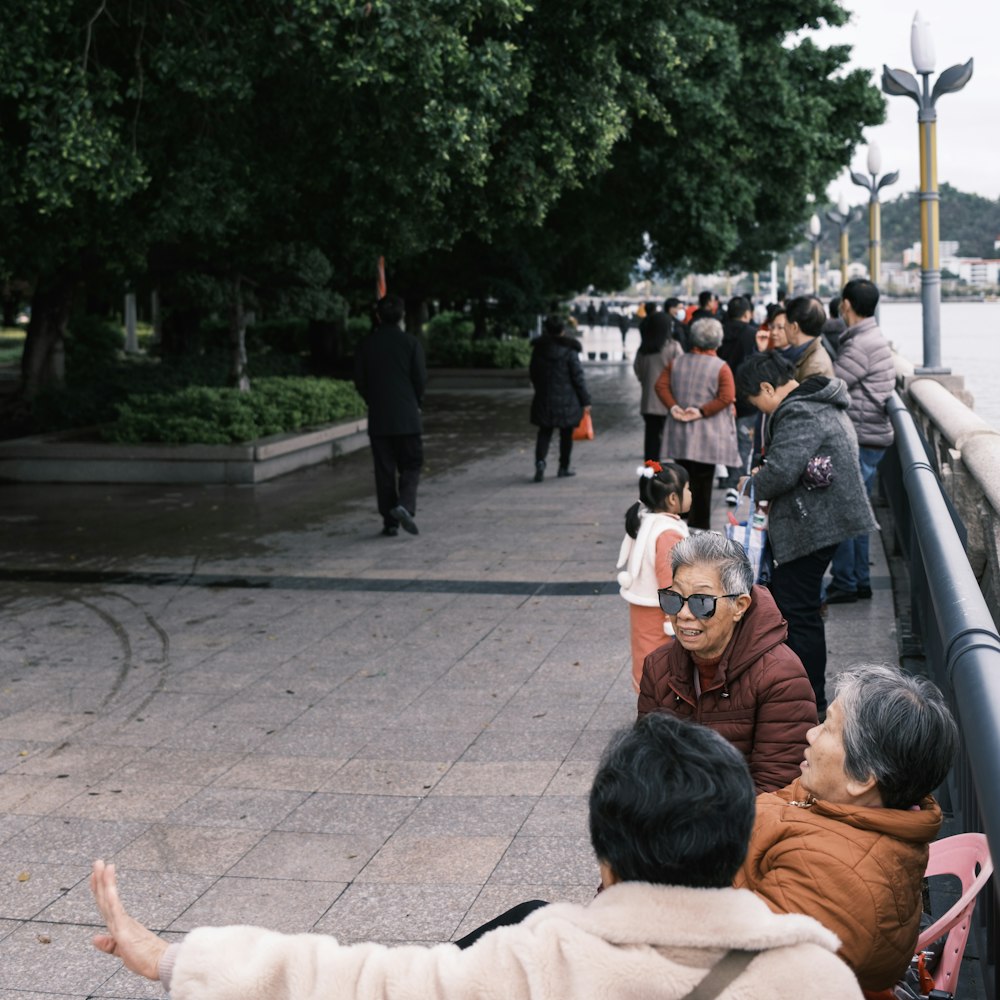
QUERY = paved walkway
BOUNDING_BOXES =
[0,364,899,998]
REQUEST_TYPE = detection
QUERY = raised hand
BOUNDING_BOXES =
[90,859,169,982]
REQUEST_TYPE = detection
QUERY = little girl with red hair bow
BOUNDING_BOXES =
[616,461,692,692]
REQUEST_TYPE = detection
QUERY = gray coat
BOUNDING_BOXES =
[752,376,878,564]
[833,317,894,448]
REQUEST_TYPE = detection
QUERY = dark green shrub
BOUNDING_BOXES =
[468,338,533,368]
[103,377,366,444]
[424,309,531,369]
[29,348,311,434]
[64,316,124,373]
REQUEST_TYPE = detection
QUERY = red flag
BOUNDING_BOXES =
[375,256,387,299]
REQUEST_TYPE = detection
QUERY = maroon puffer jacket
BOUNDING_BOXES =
[637,585,816,792]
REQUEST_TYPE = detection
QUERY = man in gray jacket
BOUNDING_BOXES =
[825,280,895,603]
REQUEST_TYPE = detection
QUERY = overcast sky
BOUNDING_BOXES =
[803,0,998,206]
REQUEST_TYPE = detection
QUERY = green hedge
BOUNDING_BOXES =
[30,349,310,434]
[424,311,531,369]
[103,377,366,444]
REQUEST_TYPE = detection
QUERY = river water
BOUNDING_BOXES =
[878,301,1000,429]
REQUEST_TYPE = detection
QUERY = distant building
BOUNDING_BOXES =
[955,259,1000,287]
[883,261,920,295]
[902,240,961,267]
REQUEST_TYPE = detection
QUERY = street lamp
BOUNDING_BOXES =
[805,213,822,294]
[825,193,864,284]
[882,11,973,373]
[850,143,899,289]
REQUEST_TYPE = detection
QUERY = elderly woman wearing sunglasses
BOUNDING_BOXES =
[637,532,816,792]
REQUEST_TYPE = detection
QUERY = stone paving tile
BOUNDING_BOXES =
[567,727,625,760]
[262,723,373,758]
[0,814,39,849]
[153,718,275,754]
[111,824,265,875]
[211,753,347,791]
[459,728,582,762]
[227,831,382,882]
[0,817,149,867]
[0,919,21,943]
[169,876,346,934]
[110,748,246,786]
[395,795,536,838]
[353,726,478,761]
[430,760,561,797]
[315,882,480,943]
[487,834,599,886]
[7,742,123,784]
[194,694,311,727]
[356,835,509,885]
[164,786,308,829]
[318,759,450,796]
[278,792,420,837]
[51,782,201,823]
[0,774,93,817]
[0,922,114,993]
[0,712,95,742]
[40,867,215,927]
[0,860,90,920]
[520,795,590,838]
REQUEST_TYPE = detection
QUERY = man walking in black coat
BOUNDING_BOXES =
[354,294,427,536]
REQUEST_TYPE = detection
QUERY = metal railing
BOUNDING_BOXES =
[881,390,1000,1000]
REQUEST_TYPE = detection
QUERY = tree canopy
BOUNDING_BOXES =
[0,0,884,394]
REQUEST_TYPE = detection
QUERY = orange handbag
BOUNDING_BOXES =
[572,410,594,441]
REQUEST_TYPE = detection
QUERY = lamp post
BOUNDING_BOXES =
[882,11,972,373]
[850,143,898,289]
[805,214,822,294]
[825,193,863,285]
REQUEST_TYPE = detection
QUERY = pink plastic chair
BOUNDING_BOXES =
[915,832,994,995]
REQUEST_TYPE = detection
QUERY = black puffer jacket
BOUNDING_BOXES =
[529,333,591,428]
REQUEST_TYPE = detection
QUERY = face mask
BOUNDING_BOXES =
[674,309,686,320]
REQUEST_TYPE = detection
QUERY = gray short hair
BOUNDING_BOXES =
[834,664,958,809]
[670,532,754,598]
[689,317,724,350]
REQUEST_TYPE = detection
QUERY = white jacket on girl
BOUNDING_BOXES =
[616,508,688,632]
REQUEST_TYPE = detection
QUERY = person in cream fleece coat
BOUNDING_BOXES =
[90,715,861,1000]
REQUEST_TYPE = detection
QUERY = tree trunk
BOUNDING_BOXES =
[20,272,73,399]
[228,274,250,393]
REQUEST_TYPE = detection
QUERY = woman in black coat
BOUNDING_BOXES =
[529,316,591,481]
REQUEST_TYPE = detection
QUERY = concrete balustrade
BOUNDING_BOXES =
[894,354,1000,627]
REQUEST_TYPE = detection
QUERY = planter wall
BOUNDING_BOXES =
[0,417,368,485]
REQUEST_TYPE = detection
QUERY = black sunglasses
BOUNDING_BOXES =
[657,589,742,619]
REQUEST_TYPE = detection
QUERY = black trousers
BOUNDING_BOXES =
[642,414,666,463]
[535,425,574,468]
[676,459,715,530]
[768,543,838,711]
[369,433,423,527]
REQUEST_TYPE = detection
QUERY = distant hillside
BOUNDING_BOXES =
[808,184,1000,263]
